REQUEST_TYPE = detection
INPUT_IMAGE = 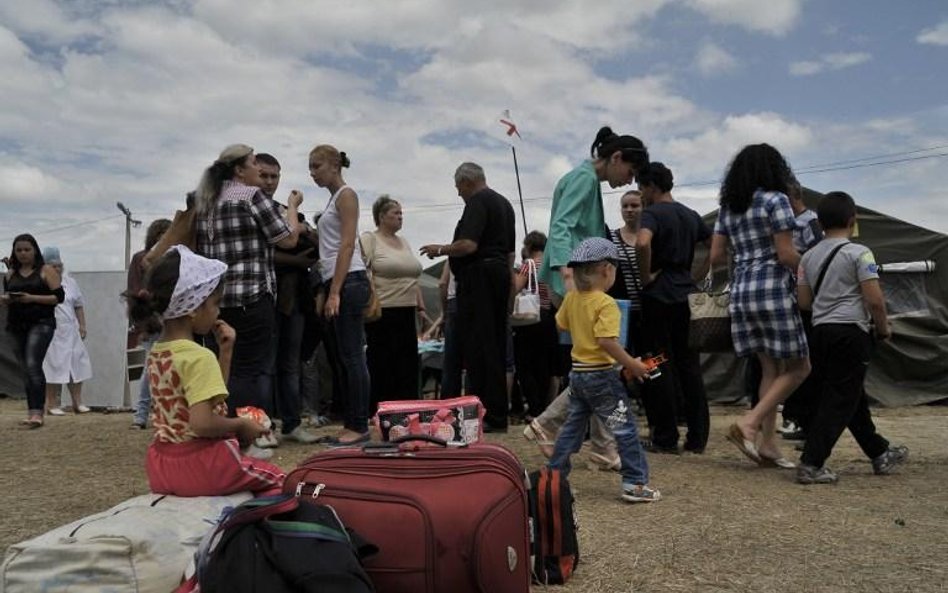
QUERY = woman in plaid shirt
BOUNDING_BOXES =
[710,144,811,469]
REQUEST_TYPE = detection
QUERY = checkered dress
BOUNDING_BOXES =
[714,190,808,359]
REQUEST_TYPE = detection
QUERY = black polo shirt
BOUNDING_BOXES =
[448,188,516,276]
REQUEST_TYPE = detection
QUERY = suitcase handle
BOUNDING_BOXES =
[363,434,462,453]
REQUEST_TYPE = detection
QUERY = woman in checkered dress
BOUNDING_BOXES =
[710,144,811,467]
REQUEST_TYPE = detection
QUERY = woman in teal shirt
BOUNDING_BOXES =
[526,126,649,470]
[539,126,650,299]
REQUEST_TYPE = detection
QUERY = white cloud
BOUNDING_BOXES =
[790,51,871,76]
[917,21,948,46]
[0,0,99,44]
[695,42,738,76]
[685,0,802,35]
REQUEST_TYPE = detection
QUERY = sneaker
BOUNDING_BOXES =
[796,464,838,485]
[243,443,274,460]
[872,445,909,475]
[75,405,91,414]
[309,414,332,428]
[48,408,66,416]
[781,428,806,441]
[622,484,662,503]
[777,419,798,434]
[255,432,280,449]
[283,426,320,444]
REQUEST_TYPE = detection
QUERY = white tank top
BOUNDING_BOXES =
[318,184,366,281]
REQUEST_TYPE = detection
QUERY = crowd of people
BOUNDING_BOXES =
[1,131,908,502]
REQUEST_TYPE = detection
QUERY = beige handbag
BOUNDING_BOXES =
[687,275,732,352]
[359,233,383,323]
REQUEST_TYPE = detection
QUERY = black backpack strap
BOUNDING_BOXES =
[813,241,850,297]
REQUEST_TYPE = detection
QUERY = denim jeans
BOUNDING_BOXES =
[440,297,463,397]
[326,271,371,434]
[10,319,56,415]
[219,295,277,415]
[276,307,305,434]
[134,333,157,426]
[548,370,650,486]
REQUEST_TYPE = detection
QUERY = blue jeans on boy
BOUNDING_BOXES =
[548,369,650,487]
[327,271,371,434]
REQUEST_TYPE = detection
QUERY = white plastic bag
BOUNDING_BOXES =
[510,259,541,326]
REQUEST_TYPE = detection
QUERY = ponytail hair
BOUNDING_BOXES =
[309,144,350,170]
[124,249,182,333]
[590,126,649,171]
[194,144,254,214]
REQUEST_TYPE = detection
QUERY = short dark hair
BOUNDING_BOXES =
[637,162,674,192]
[522,230,547,254]
[124,249,181,333]
[144,218,172,251]
[255,153,280,169]
[817,191,857,230]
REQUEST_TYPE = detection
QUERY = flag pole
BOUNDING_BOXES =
[511,145,528,235]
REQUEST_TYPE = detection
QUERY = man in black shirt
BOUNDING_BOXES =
[636,162,711,454]
[421,162,516,431]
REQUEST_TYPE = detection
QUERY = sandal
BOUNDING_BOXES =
[27,415,44,429]
[758,454,796,469]
[523,420,555,458]
[726,423,760,463]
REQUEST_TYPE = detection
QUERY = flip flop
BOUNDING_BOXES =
[27,416,44,429]
[726,423,760,463]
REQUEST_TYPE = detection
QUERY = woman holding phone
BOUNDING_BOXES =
[1,234,63,427]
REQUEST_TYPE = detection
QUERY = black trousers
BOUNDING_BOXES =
[781,310,817,430]
[456,260,511,429]
[639,296,710,450]
[365,305,420,412]
[512,308,557,418]
[801,324,889,468]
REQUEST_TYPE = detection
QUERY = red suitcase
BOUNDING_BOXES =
[284,437,531,593]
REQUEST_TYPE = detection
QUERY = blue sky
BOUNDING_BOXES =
[0,0,946,271]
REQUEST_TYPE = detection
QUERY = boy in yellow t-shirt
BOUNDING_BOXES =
[549,237,660,502]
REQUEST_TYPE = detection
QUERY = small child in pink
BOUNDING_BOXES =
[128,245,284,497]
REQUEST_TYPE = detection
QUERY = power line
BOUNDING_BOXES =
[0,214,124,244]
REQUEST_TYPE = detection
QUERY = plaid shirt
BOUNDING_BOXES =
[195,180,290,308]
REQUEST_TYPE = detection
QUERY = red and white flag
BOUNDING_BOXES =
[498,109,522,140]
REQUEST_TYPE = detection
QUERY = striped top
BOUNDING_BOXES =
[608,228,643,311]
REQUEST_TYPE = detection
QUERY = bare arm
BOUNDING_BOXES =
[274,190,304,249]
[212,321,235,383]
[709,234,729,267]
[420,239,477,259]
[189,400,265,444]
[324,189,360,317]
[773,231,800,269]
[861,278,891,339]
[797,282,813,312]
[636,228,656,285]
[597,337,648,380]
[76,306,87,339]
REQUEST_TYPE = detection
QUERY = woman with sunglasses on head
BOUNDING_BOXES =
[1,234,63,428]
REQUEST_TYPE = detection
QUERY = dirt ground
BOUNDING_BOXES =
[1,397,946,593]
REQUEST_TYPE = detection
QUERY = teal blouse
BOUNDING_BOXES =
[538,160,606,298]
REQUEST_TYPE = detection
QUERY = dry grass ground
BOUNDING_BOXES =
[1,398,946,592]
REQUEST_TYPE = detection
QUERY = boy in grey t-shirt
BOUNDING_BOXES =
[795,191,908,484]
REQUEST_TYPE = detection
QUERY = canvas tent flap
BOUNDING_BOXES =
[700,190,948,406]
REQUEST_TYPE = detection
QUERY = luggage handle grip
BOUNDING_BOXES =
[363,434,465,453]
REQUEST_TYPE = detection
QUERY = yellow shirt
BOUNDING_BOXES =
[147,339,228,444]
[555,290,620,370]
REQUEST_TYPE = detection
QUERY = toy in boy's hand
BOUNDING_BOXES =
[235,405,274,445]
[623,353,667,381]
[642,353,667,380]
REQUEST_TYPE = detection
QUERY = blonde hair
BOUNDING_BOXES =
[309,144,351,169]
[572,262,608,290]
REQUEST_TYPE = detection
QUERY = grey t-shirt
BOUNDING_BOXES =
[798,238,880,332]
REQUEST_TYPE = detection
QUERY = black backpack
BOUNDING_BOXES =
[197,494,377,593]
[528,467,580,584]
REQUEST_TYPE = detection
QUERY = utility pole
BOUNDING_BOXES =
[116,202,141,270]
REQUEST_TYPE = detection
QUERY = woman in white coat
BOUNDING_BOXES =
[42,247,92,415]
